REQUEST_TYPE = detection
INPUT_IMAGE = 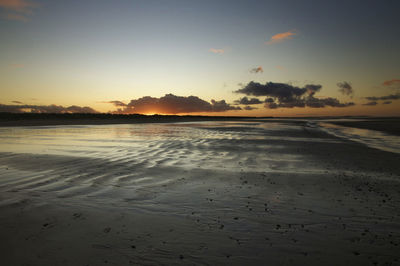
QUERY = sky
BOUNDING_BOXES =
[1,0,399,116]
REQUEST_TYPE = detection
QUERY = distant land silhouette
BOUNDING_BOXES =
[0,112,399,135]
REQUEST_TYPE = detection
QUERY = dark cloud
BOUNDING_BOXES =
[235,81,353,109]
[337,81,354,97]
[12,100,23,104]
[365,93,400,101]
[0,104,98,113]
[382,101,392,105]
[362,101,378,106]
[265,98,274,103]
[304,84,322,96]
[265,102,278,109]
[235,81,308,98]
[234,97,262,105]
[243,106,257,110]
[111,94,240,114]
[306,97,355,108]
[250,66,263,73]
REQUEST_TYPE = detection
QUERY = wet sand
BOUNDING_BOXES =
[0,121,399,265]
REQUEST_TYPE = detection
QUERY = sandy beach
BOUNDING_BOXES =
[0,119,399,265]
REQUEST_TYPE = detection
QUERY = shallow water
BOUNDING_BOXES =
[0,121,319,171]
[318,121,400,154]
[0,120,333,206]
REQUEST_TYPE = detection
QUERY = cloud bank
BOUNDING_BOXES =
[235,81,354,109]
[109,94,241,114]
[0,103,98,113]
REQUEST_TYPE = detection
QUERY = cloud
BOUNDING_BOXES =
[266,30,298,45]
[0,103,98,113]
[304,84,322,96]
[382,101,392,105]
[209,48,224,54]
[362,101,378,106]
[265,98,274,103]
[0,0,37,21]
[106,100,127,107]
[8,63,24,68]
[235,81,313,98]
[12,100,23,104]
[235,81,354,109]
[234,97,262,105]
[337,81,354,97]
[243,106,257,110]
[275,65,286,71]
[110,94,241,114]
[383,79,400,87]
[365,93,400,101]
[306,97,354,108]
[250,66,263,73]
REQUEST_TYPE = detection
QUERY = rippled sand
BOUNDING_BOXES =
[0,120,399,265]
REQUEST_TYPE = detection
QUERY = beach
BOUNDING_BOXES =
[0,119,399,265]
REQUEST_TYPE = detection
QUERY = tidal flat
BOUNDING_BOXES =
[0,119,399,265]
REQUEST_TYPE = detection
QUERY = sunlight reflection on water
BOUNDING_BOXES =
[319,122,400,154]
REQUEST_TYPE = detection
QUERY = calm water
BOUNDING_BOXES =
[318,121,400,154]
[0,120,398,160]
[0,121,307,172]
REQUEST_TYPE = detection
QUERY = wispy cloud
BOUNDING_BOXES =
[0,0,37,21]
[250,66,263,73]
[362,101,378,106]
[365,93,400,101]
[383,79,400,87]
[105,100,127,107]
[266,30,298,45]
[8,63,24,68]
[243,106,257,110]
[209,48,225,54]
[275,65,286,71]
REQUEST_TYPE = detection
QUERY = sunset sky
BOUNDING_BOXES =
[1,0,399,116]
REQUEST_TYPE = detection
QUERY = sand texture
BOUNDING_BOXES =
[0,120,399,265]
